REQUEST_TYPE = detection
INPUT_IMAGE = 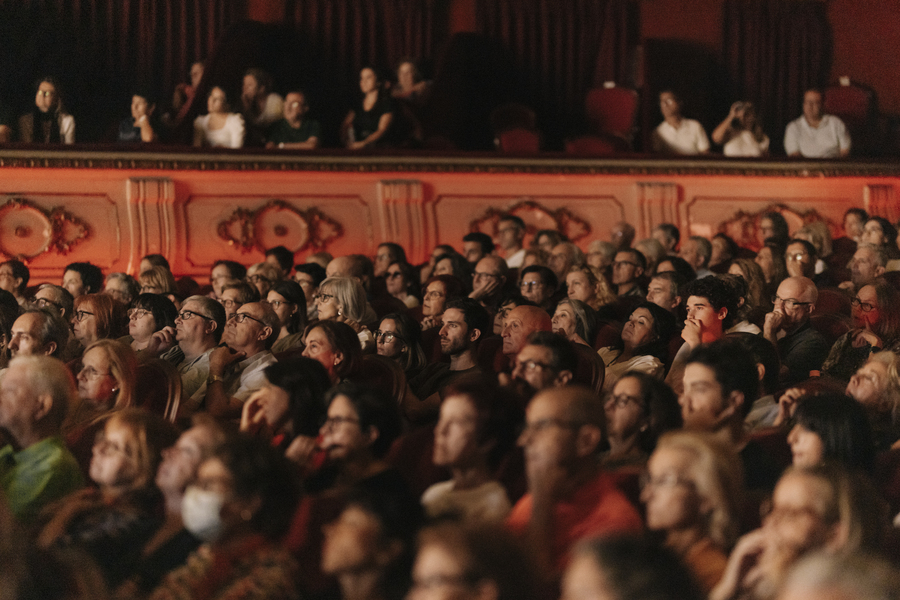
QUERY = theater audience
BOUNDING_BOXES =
[384,260,420,309]
[210,260,247,299]
[119,92,158,142]
[497,214,527,268]
[505,331,577,400]
[295,262,327,320]
[104,272,140,306]
[245,261,281,299]
[501,304,552,358]
[760,211,791,248]
[72,293,128,353]
[420,274,464,330]
[710,233,740,272]
[316,276,375,350]
[728,258,770,314]
[9,308,69,359]
[651,90,709,155]
[784,88,851,158]
[612,249,646,297]
[0,259,29,305]
[787,393,874,472]
[645,271,684,314]
[266,90,321,150]
[20,76,75,143]
[634,238,666,276]
[845,352,900,449]
[462,232,494,268]
[469,255,508,312]
[241,68,283,146]
[266,280,307,353]
[342,66,395,149]
[599,302,677,392]
[518,265,558,312]
[679,236,713,279]
[652,223,681,255]
[193,86,245,149]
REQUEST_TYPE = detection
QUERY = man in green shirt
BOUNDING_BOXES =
[0,356,83,523]
[266,91,321,150]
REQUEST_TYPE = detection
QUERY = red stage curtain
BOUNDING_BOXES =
[723,0,832,154]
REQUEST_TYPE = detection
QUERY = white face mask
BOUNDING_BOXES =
[182,486,225,542]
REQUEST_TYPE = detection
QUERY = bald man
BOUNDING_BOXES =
[763,276,828,386]
[501,305,552,357]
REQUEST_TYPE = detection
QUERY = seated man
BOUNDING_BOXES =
[266,90,320,150]
[651,90,710,155]
[508,385,643,574]
[205,301,279,418]
[646,271,685,315]
[548,242,584,284]
[469,255,509,313]
[678,236,713,279]
[504,331,577,400]
[0,356,84,523]
[501,305,552,358]
[840,244,886,293]
[612,249,646,298]
[32,283,74,321]
[652,223,680,255]
[763,276,828,387]
[518,265,560,314]
[9,308,69,359]
[462,232,495,268]
[241,68,284,145]
[0,259,29,305]
[784,88,851,158]
[497,214,526,268]
[62,261,103,299]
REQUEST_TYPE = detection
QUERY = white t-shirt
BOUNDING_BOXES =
[783,114,851,158]
[723,130,769,157]
[421,480,511,524]
[652,118,710,155]
[194,113,245,148]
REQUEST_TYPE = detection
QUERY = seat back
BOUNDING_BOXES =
[812,288,851,317]
[585,87,639,143]
[824,83,874,127]
[134,358,182,423]
[564,135,622,156]
[571,343,605,394]
[490,102,537,132]
[496,128,541,153]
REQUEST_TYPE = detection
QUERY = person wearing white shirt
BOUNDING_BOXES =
[712,101,770,157]
[784,89,851,158]
[651,90,710,155]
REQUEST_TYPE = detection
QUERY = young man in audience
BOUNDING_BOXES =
[462,232,494,268]
[62,261,103,298]
[508,385,643,574]
[784,88,851,158]
[612,248,646,297]
[679,236,713,279]
[205,301,279,419]
[501,305,552,358]
[763,276,828,387]
[265,90,320,150]
[518,265,559,313]
[0,356,84,523]
[0,259,29,305]
[497,214,527,268]
[652,223,680,254]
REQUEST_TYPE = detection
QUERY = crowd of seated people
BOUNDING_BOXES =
[3,206,900,598]
[0,56,865,157]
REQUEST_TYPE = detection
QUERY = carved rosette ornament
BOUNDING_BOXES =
[469,198,591,242]
[0,197,89,259]
[217,200,343,253]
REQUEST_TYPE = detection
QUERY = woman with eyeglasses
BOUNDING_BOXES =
[71,293,128,358]
[39,409,178,589]
[385,260,420,309]
[598,302,678,392]
[419,275,465,331]
[19,76,75,143]
[820,279,900,381]
[247,261,282,298]
[603,370,682,469]
[375,312,427,379]
[123,293,178,353]
[267,280,307,353]
[641,431,743,593]
[315,277,375,352]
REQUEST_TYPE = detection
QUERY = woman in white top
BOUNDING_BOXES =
[712,101,769,157]
[19,77,75,143]
[193,86,245,149]
[598,302,678,392]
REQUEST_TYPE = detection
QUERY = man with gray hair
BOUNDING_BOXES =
[0,356,83,523]
[679,235,713,279]
[32,283,74,321]
[839,243,886,293]
[8,308,69,359]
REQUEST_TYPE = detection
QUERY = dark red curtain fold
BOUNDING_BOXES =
[723,0,832,153]
[475,0,638,141]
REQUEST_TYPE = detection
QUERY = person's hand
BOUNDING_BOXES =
[470,275,501,301]
[682,317,702,348]
[348,141,366,150]
[852,329,882,349]
[838,280,855,292]
[763,310,784,338]
[774,387,806,426]
[209,344,245,375]
[240,390,267,434]
[335,314,363,333]
[145,326,176,356]
[285,435,318,468]
[421,315,439,330]
[729,101,743,119]
[709,529,767,600]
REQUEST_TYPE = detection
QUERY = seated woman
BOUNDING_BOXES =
[301,320,363,385]
[19,77,75,143]
[104,272,141,306]
[566,265,616,311]
[846,352,900,450]
[755,238,788,299]
[391,59,431,102]
[421,377,520,524]
[603,371,682,469]
[710,465,886,600]
[787,393,874,473]
[711,101,769,157]
[240,357,331,474]
[148,436,301,600]
[247,261,281,299]
[375,312,427,379]
[420,275,465,331]
[861,216,900,263]
[193,86,245,149]
[316,276,375,351]
[821,279,900,381]
[728,258,771,314]
[267,280,308,353]
[124,293,177,353]
[642,431,743,592]
[71,293,129,357]
[39,409,178,589]
[432,253,472,292]
[552,298,597,347]
[341,66,395,149]
[139,266,177,297]
[118,92,158,142]
[651,90,709,155]
[385,261,420,309]
[599,302,677,392]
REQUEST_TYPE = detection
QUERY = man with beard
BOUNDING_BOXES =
[502,331,576,401]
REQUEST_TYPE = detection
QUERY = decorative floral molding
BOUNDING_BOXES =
[217,200,343,253]
[717,202,836,251]
[0,197,90,259]
[469,198,592,242]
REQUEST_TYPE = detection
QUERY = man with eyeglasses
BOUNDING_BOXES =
[518,265,559,314]
[497,214,526,268]
[469,255,508,311]
[503,331,576,400]
[508,385,642,574]
[763,276,828,387]
[612,249,646,298]
[548,242,583,284]
[157,296,226,411]
[205,302,279,419]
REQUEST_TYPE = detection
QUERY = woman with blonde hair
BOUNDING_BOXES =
[566,265,615,311]
[641,431,743,592]
[315,276,374,351]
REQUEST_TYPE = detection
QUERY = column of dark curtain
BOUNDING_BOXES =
[722,0,832,155]
[475,0,638,148]
[0,0,244,142]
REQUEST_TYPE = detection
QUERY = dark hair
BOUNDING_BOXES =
[244,67,274,93]
[212,260,247,281]
[655,223,681,246]
[657,255,696,282]
[271,280,307,334]
[526,331,578,373]
[0,290,20,346]
[463,232,495,256]
[762,211,790,244]
[519,264,558,290]
[499,214,525,230]
[845,207,868,223]
[683,276,739,317]
[617,302,678,362]
[327,381,402,458]
[442,374,524,468]
[264,246,294,275]
[619,248,648,272]
[222,281,260,304]
[434,253,472,288]
[712,233,739,263]
[617,370,682,454]
[575,535,705,600]
[423,275,466,303]
[761,237,788,284]
[20,308,69,358]
[787,238,818,261]
[378,242,408,266]
[387,260,420,300]
[263,356,331,438]
[141,254,170,271]
[443,298,491,342]
[215,435,302,541]
[378,312,427,374]
[307,320,362,380]
[64,262,104,294]
[726,332,780,396]
[866,217,898,249]
[295,262,326,287]
[686,339,759,415]
[686,237,711,269]
[132,293,178,331]
[1,260,29,294]
[532,229,565,249]
[794,393,875,472]
[651,271,686,298]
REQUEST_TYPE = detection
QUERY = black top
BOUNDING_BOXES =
[352,95,395,145]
